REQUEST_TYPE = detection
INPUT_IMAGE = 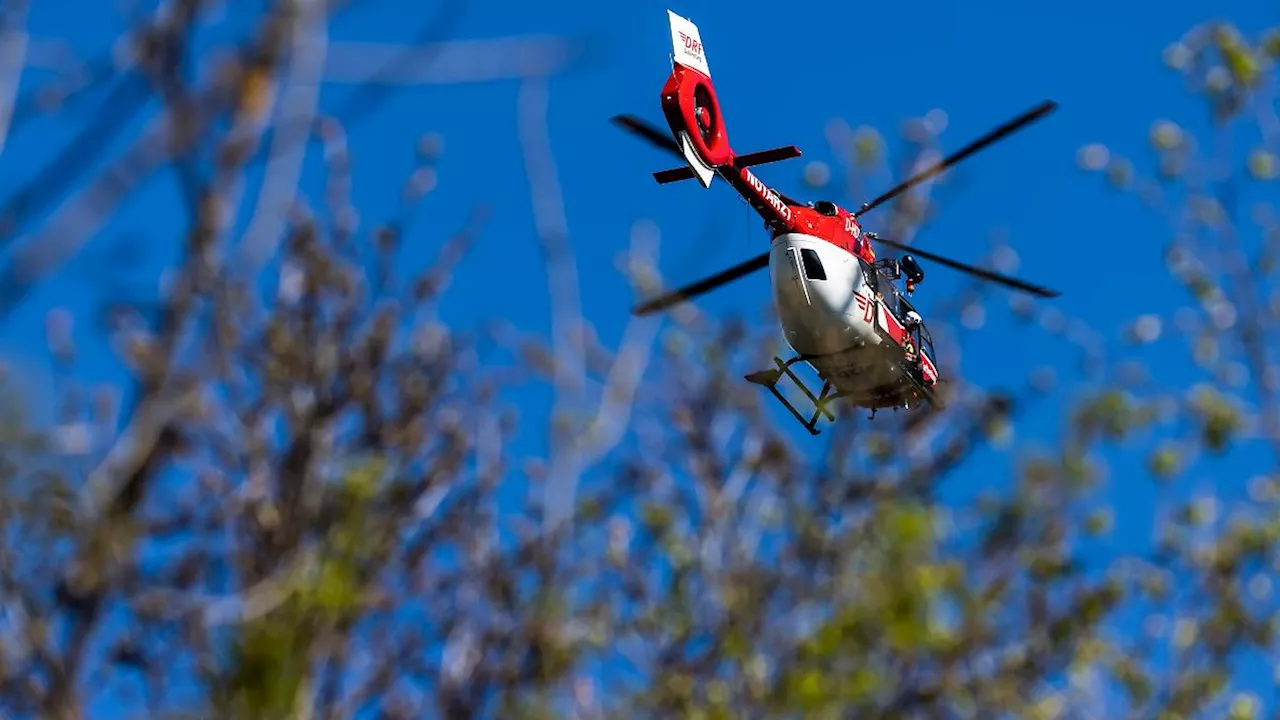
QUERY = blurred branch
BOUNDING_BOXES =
[0,73,152,242]
[322,36,585,84]
[579,225,663,469]
[0,110,180,317]
[237,0,329,272]
[78,381,200,518]
[517,76,586,536]
[5,49,122,142]
[11,4,1265,720]
[0,0,30,155]
[0,26,586,321]
[19,36,80,73]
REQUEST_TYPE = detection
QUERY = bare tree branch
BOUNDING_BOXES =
[237,0,329,272]
[322,36,585,84]
[517,76,588,535]
[0,0,30,155]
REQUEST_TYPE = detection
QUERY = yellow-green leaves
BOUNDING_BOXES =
[1148,441,1184,480]
[1107,157,1135,189]
[221,616,311,720]
[1150,120,1186,151]
[1213,23,1262,88]
[1188,386,1242,453]
[219,457,389,719]
[1248,148,1278,180]
[1085,508,1114,537]
[886,500,934,550]
[1075,389,1143,441]
[1027,692,1065,720]
[788,668,829,711]
[1229,693,1261,720]
[641,501,673,534]
[852,126,885,166]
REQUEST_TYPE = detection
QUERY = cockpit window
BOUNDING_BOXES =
[813,200,839,217]
[799,248,826,280]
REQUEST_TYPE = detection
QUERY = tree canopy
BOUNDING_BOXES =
[0,4,1277,718]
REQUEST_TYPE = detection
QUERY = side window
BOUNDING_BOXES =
[799,248,826,281]
[859,259,878,293]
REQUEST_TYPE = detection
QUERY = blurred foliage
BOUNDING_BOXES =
[0,3,1279,719]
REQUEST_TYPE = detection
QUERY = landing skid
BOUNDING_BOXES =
[745,355,846,435]
[745,352,944,435]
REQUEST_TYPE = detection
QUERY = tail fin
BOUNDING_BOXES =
[668,10,711,79]
[661,10,728,188]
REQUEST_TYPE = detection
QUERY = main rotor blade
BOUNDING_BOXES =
[611,114,682,158]
[854,100,1058,218]
[633,252,769,315]
[871,234,1060,298]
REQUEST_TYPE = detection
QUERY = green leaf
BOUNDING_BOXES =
[1214,25,1261,86]
[1229,693,1261,720]
[1085,509,1114,537]
[1262,28,1280,59]
[221,613,310,719]
[843,666,881,701]
[1248,148,1278,180]
[1148,442,1183,480]
[642,502,673,533]
[789,669,828,710]
[885,500,934,550]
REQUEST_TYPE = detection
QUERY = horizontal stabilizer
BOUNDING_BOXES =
[653,144,801,184]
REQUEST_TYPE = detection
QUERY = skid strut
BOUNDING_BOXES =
[745,355,844,435]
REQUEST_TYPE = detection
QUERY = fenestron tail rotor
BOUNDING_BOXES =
[854,100,1058,218]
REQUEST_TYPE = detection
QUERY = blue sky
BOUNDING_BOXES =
[3,0,1280,713]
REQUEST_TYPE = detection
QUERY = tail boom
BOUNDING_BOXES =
[659,10,798,232]
[732,166,796,230]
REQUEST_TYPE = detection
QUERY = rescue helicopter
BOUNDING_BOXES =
[610,10,1062,435]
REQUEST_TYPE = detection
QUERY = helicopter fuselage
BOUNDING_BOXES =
[612,9,1058,432]
[769,232,938,409]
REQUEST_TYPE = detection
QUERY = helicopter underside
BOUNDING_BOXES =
[745,233,939,432]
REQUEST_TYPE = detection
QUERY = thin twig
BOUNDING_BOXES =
[322,36,583,84]
[237,0,330,272]
[0,0,30,155]
[517,76,587,535]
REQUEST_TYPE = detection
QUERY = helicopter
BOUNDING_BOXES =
[612,10,1061,435]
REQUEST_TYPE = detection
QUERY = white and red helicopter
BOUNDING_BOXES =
[613,10,1061,435]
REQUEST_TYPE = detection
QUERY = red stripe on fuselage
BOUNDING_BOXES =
[920,351,938,382]
[772,204,877,265]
